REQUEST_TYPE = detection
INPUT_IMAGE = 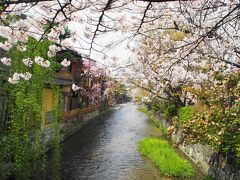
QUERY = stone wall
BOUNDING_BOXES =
[44,106,112,146]
[63,109,100,140]
[155,114,240,180]
[208,153,240,180]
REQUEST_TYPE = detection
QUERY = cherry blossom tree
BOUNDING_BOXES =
[0,0,239,110]
[1,0,240,74]
[0,1,240,178]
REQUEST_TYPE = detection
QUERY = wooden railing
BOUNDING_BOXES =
[62,105,99,122]
[78,105,99,115]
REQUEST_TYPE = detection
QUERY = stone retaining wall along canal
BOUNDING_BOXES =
[155,114,240,180]
[44,105,112,144]
[63,107,110,140]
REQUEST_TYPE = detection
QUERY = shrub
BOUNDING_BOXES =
[149,100,168,113]
[163,104,178,119]
[138,106,151,117]
[182,104,240,160]
[180,72,240,159]
[138,137,195,177]
[178,106,196,123]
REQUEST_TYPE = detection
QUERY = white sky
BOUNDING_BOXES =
[67,17,138,79]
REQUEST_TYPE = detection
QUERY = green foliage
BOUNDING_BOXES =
[143,100,179,119]
[181,105,240,158]
[163,104,177,119]
[190,72,239,110]
[141,71,240,161]
[180,72,240,159]
[0,135,12,179]
[178,106,196,123]
[51,87,62,180]
[138,137,195,177]
[55,50,75,63]
[138,106,155,121]
[0,36,7,43]
[1,14,24,26]
[0,37,62,179]
[43,21,60,34]
[146,100,167,113]
[138,106,167,136]
[59,27,71,40]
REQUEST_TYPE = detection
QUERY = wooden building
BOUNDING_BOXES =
[41,49,104,124]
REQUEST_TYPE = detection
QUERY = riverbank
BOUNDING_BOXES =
[138,137,195,177]
[138,107,209,179]
[139,106,240,180]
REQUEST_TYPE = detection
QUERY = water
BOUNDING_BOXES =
[43,103,203,180]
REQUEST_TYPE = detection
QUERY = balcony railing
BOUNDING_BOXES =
[62,105,99,122]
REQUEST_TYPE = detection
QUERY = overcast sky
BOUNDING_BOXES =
[67,18,138,79]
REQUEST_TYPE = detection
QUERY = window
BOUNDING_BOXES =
[45,111,53,124]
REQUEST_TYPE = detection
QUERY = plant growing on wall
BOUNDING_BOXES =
[0,37,62,179]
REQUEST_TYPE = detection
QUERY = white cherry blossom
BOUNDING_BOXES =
[14,30,28,43]
[34,56,50,68]
[23,58,33,67]
[34,56,44,65]
[0,42,12,51]
[20,72,32,80]
[17,44,27,52]
[47,45,61,57]
[47,50,56,58]
[41,60,51,68]
[61,58,71,67]
[12,73,21,81]
[8,77,19,84]
[72,83,80,91]
[49,45,61,52]
[8,72,21,84]
[1,57,11,66]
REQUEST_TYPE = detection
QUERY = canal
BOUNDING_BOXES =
[43,102,202,180]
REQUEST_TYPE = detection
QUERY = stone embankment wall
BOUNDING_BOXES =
[44,106,112,145]
[156,114,240,180]
[63,109,100,140]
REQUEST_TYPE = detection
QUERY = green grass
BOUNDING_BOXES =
[138,137,195,177]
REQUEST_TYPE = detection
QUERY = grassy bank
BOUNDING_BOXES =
[138,106,168,136]
[138,137,195,177]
